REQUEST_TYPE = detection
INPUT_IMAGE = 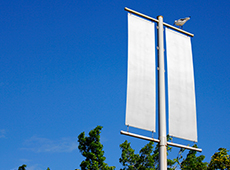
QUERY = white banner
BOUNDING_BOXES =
[166,28,197,142]
[125,13,156,132]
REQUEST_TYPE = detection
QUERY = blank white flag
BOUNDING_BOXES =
[125,13,155,132]
[166,28,197,142]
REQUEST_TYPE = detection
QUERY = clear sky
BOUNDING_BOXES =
[0,1,229,169]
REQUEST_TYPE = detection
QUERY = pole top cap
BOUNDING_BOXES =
[157,15,163,19]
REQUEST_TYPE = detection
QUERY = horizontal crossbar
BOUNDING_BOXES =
[124,7,194,37]
[120,130,202,152]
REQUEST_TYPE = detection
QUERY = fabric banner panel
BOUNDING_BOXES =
[125,13,155,132]
[166,28,197,142]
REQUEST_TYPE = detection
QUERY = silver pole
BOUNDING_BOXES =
[158,15,167,170]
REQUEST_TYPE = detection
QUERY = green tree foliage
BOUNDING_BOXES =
[18,164,27,170]
[207,148,230,170]
[119,140,157,170]
[76,126,229,170]
[78,125,115,170]
[119,137,211,170]
[119,136,176,170]
[174,144,208,170]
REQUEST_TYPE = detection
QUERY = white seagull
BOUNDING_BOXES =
[174,16,191,29]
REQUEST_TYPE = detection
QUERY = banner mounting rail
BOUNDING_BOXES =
[120,130,202,152]
[124,7,194,37]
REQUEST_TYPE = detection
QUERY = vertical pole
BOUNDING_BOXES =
[157,15,167,170]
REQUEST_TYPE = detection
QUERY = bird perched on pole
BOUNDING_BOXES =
[174,16,191,29]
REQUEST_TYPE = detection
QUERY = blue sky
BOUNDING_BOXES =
[0,1,229,169]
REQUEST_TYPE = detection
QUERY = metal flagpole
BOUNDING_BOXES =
[157,15,167,170]
[122,7,202,169]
